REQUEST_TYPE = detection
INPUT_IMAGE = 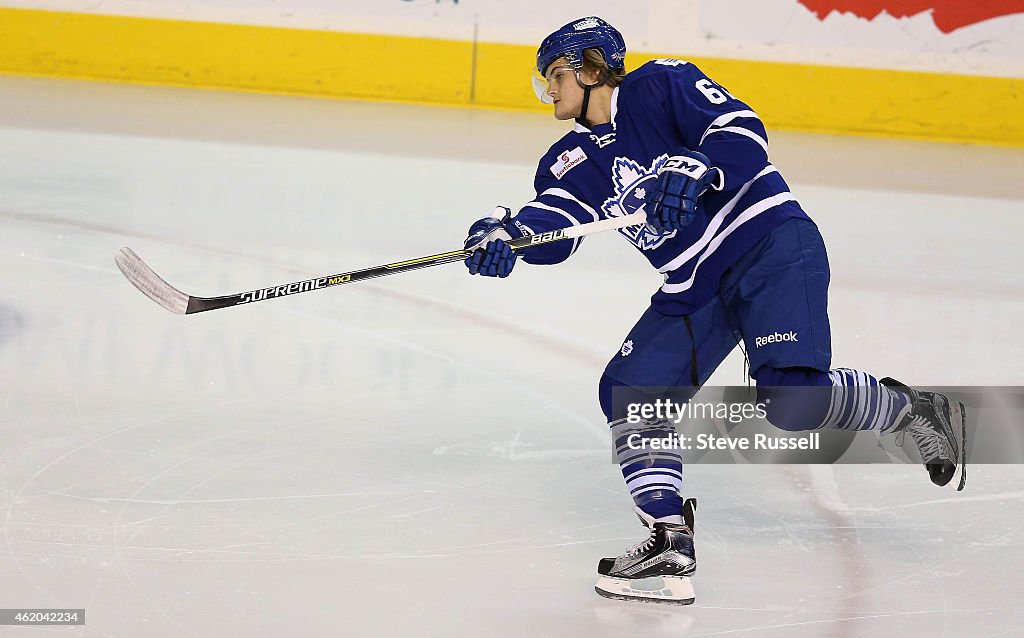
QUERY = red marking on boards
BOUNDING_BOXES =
[798,1,1024,33]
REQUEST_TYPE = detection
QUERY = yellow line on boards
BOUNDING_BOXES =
[0,7,473,104]
[1,7,1020,146]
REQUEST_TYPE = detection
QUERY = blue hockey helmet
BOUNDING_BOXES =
[535,16,626,77]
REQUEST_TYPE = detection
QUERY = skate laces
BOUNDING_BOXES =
[897,414,952,463]
[895,414,926,447]
[624,528,658,558]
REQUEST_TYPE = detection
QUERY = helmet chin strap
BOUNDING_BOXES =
[575,85,593,127]
[574,69,610,128]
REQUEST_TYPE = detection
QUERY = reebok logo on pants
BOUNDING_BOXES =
[755,331,798,348]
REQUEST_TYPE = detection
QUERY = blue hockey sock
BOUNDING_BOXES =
[757,366,911,432]
[821,368,910,432]
[609,418,683,520]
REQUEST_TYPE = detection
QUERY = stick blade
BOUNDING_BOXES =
[115,247,190,314]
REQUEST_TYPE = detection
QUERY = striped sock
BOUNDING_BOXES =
[610,418,683,520]
[820,368,910,432]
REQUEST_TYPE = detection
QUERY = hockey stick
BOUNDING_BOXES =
[115,211,647,315]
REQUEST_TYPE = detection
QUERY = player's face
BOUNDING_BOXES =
[544,59,587,120]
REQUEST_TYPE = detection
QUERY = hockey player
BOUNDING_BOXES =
[462,16,968,605]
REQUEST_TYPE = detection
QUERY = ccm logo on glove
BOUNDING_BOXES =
[662,156,709,179]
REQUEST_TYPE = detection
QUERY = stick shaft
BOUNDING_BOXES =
[186,249,469,313]
[116,211,647,315]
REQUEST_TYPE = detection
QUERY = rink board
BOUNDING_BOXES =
[0,6,1021,147]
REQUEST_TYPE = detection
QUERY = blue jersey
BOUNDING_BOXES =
[509,59,810,315]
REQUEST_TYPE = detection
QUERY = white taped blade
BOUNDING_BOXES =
[114,247,189,314]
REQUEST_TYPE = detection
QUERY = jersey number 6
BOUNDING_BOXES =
[695,79,734,105]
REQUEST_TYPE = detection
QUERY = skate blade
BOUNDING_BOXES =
[954,401,968,492]
[594,575,695,605]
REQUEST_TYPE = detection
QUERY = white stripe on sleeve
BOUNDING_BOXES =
[540,188,600,221]
[521,201,582,255]
[710,126,769,153]
[660,192,796,294]
[700,110,759,145]
[523,201,581,227]
[656,165,778,274]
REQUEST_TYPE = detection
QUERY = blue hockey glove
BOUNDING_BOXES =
[464,206,517,278]
[644,150,725,232]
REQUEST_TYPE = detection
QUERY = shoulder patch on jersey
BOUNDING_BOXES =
[589,132,617,148]
[550,146,588,180]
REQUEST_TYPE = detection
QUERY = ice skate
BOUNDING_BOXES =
[595,498,697,605]
[882,378,968,491]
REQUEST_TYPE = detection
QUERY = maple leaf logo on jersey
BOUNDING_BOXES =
[601,156,676,251]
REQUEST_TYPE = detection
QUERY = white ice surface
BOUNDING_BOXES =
[0,76,1023,637]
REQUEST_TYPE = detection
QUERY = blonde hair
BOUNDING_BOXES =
[581,48,626,88]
